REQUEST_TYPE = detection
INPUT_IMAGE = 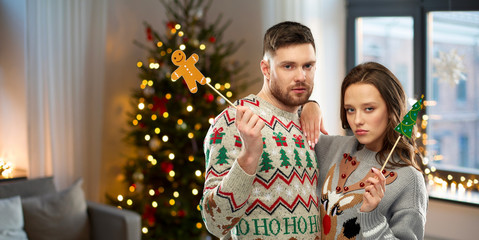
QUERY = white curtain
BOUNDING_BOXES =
[26,0,107,201]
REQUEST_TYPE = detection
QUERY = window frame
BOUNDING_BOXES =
[346,0,479,206]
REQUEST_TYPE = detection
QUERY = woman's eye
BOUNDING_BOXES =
[365,107,374,112]
[346,108,354,113]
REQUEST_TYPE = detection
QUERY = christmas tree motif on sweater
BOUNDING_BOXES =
[215,146,229,166]
[293,149,303,168]
[205,149,210,166]
[209,127,225,144]
[292,134,305,148]
[394,95,424,138]
[305,151,314,170]
[272,132,288,146]
[279,148,292,168]
[262,137,266,149]
[259,151,274,172]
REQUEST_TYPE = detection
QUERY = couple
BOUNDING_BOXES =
[200,21,427,240]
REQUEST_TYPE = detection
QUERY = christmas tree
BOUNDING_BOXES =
[107,0,247,239]
[279,148,291,168]
[259,151,274,172]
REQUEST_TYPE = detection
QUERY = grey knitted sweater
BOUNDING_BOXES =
[201,94,320,240]
[314,135,428,240]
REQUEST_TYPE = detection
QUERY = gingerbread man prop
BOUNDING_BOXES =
[171,50,206,93]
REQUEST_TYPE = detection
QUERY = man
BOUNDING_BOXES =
[201,21,321,239]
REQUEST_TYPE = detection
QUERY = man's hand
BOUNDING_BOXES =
[360,168,386,212]
[235,106,265,175]
[300,101,328,147]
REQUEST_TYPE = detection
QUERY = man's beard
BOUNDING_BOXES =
[270,81,312,107]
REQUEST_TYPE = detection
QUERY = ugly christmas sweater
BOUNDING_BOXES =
[314,135,428,240]
[201,94,320,240]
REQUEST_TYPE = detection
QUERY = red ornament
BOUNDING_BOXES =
[208,36,216,43]
[152,96,168,115]
[146,27,153,41]
[160,162,174,173]
[167,21,176,30]
[204,93,214,103]
[142,205,156,226]
[177,209,186,217]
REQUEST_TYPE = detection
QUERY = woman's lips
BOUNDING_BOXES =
[355,129,368,136]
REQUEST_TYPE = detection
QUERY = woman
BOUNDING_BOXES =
[301,62,427,239]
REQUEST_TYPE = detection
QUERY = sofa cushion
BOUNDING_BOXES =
[0,177,56,199]
[22,178,90,240]
[0,196,28,240]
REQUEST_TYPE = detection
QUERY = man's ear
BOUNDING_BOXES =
[260,59,271,80]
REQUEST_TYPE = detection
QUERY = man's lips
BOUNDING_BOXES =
[291,85,309,93]
[292,87,306,93]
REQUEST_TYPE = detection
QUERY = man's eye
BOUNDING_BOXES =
[284,65,292,69]
[304,64,313,69]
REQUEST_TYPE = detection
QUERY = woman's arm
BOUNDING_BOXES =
[300,101,328,146]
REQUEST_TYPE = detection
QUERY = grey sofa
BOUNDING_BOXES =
[0,176,141,240]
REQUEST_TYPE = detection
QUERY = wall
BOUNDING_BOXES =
[0,0,29,173]
[425,199,479,240]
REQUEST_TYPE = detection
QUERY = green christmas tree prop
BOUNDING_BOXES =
[382,95,425,171]
[107,0,248,239]
[394,95,424,138]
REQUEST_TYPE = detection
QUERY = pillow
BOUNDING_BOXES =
[0,196,28,240]
[21,178,90,240]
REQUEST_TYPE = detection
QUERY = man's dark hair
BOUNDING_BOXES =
[263,21,315,57]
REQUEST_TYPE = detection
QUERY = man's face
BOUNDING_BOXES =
[262,44,316,111]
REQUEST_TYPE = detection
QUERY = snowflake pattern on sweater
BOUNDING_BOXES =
[201,95,320,240]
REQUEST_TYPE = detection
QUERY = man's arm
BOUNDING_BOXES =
[200,106,264,237]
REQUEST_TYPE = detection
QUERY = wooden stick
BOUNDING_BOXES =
[206,82,236,109]
[380,136,401,172]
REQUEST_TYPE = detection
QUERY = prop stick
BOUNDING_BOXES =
[206,81,237,109]
[380,95,425,172]
[170,49,236,109]
[380,136,401,172]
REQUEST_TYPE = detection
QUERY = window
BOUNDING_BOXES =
[347,0,479,205]
[356,17,414,97]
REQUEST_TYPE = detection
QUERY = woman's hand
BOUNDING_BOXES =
[360,167,386,212]
[300,101,328,147]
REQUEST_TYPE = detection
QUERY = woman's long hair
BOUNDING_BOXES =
[340,62,422,171]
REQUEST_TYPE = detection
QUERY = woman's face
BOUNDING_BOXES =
[344,83,389,152]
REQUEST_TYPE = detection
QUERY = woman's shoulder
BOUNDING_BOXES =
[317,135,357,149]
